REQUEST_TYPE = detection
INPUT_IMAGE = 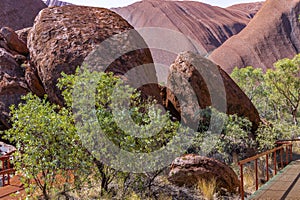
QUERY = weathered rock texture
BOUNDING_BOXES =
[0,48,29,129]
[227,2,264,18]
[0,26,45,130]
[112,0,263,54]
[209,0,300,73]
[0,0,46,30]
[0,27,29,55]
[28,5,161,105]
[165,52,261,130]
[16,27,32,46]
[169,154,239,192]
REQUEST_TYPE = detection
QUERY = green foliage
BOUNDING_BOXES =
[58,69,180,155]
[231,66,271,119]
[230,54,300,151]
[4,94,92,199]
[256,121,300,152]
[191,108,255,164]
[265,54,300,125]
[58,68,182,196]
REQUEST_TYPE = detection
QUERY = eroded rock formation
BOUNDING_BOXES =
[209,0,300,72]
[168,154,239,192]
[165,52,261,130]
[0,26,45,129]
[112,0,263,54]
[28,5,161,106]
[0,48,29,129]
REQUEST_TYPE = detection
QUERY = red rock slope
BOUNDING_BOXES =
[112,0,263,54]
[209,0,300,73]
[0,0,46,30]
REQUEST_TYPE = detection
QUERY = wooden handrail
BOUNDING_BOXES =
[0,152,15,187]
[238,142,293,200]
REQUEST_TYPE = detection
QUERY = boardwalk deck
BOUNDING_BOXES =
[249,160,300,199]
[0,175,25,199]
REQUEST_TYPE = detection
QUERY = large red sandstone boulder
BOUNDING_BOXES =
[0,48,29,129]
[0,0,46,31]
[168,154,239,193]
[209,0,300,73]
[165,51,261,131]
[28,5,161,105]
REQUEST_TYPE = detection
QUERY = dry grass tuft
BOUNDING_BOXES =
[197,177,217,200]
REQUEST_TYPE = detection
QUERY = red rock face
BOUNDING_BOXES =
[169,154,239,193]
[0,27,29,55]
[28,5,161,106]
[0,48,29,129]
[0,26,46,130]
[227,2,264,18]
[209,0,300,73]
[112,0,263,54]
[165,52,261,131]
[0,0,46,31]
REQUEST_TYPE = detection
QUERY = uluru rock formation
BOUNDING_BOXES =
[28,5,161,106]
[227,2,264,18]
[0,0,46,31]
[209,0,300,73]
[165,52,261,130]
[112,0,263,55]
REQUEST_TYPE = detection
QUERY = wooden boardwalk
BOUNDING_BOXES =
[249,160,300,200]
[0,175,25,199]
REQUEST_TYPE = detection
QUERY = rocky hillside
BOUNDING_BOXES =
[112,0,263,55]
[209,0,300,73]
[0,0,46,30]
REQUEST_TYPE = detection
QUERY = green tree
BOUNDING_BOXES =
[4,94,92,199]
[265,54,300,125]
[231,66,271,118]
[58,69,182,197]
[4,68,182,199]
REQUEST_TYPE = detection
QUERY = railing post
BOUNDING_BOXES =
[255,159,258,190]
[290,144,293,162]
[7,158,10,185]
[286,145,289,165]
[2,158,4,186]
[274,150,277,175]
[280,147,283,169]
[266,154,269,181]
[240,164,244,200]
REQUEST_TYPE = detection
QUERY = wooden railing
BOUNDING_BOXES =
[0,151,15,187]
[238,142,293,200]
